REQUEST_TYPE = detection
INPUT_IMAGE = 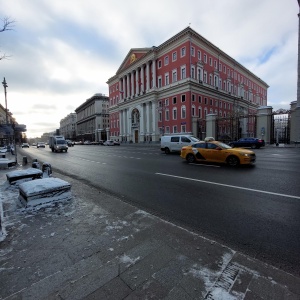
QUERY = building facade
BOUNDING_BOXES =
[106,27,269,143]
[75,93,109,142]
[60,113,77,140]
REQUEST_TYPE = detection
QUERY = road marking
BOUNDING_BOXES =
[155,173,300,199]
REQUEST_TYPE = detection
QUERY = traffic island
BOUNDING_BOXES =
[6,168,43,184]
[18,177,72,207]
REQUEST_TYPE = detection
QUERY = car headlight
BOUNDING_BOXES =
[239,152,250,157]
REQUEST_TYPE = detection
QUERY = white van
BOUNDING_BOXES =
[161,135,201,154]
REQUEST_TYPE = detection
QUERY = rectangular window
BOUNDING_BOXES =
[191,46,195,56]
[181,125,186,133]
[172,51,177,61]
[204,54,207,63]
[198,96,202,103]
[172,70,177,82]
[181,47,186,57]
[181,66,186,79]
[173,108,177,120]
[204,97,207,105]
[165,126,170,134]
[181,94,186,102]
[165,98,169,106]
[209,57,212,66]
[164,56,169,65]
[191,65,195,79]
[198,50,201,60]
[214,60,217,69]
[223,66,226,73]
[158,60,162,68]
[181,106,186,119]
[192,94,195,102]
[158,77,162,88]
[165,73,169,85]
[210,99,213,105]
[165,110,169,121]
[173,126,177,133]
[173,97,177,104]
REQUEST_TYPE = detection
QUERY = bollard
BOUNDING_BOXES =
[22,156,28,165]
[32,161,40,169]
[33,158,38,162]
[42,162,52,177]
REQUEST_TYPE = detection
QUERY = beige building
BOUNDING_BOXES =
[60,113,77,140]
[75,93,109,142]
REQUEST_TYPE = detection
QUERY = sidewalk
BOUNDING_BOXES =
[0,162,299,299]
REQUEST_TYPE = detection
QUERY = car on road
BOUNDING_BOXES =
[66,140,74,147]
[104,140,115,146]
[229,138,265,149]
[21,143,30,148]
[180,140,256,166]
[37,142,45,148]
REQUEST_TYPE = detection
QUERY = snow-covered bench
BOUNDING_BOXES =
[18,178,72,207]
[6,168,43,184]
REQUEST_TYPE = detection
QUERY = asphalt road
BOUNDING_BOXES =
[18,144,300,276]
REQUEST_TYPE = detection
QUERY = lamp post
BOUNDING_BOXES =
[2,77,8,125]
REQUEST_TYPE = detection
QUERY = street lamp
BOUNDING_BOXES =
[2,77,8,125]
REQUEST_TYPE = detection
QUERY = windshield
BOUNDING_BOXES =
[190,136,201,142]
[218,142,232,149]
[57,140,66,145]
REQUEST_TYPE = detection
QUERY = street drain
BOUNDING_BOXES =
[205,262,240,299]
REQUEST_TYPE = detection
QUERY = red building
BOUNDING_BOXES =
[106,27,268,143]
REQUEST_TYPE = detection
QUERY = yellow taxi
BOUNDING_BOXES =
[180,141,256,166]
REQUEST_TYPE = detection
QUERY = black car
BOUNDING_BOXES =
[21,143,30,148]
[229,138,265,149]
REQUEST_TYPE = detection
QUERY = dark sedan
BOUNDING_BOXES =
[229,138,265,149]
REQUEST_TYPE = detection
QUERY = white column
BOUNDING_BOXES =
[140,104,145,137]
[119,79,122,100]
[152,101,156,133]
[122,76,126,100]
[127,109,131,139]
[152,59,156,89]
[122,110,126,137]
[119,110,123,136]
[135,69,139,96]
[131,71,134,99]
[146,102,150,133]
[141,66,144,94]
[146,62,150,91]
[126,74,130,98]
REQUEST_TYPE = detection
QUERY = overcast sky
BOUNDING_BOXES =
[0,0,298,138]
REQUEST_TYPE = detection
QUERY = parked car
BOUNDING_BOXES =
[83,141,91,145]
[229,138,265,149]
[21,143,30,148]
[180,141,256,166]
[104,140,115,146]
[113,141,120,146]
[37,142,45,148]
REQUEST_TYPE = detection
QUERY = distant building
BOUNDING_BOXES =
[60,113,77,140]
[75,93,109,142]
[106,27,268,143]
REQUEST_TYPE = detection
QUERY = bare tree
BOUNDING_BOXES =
[0,16,15,60]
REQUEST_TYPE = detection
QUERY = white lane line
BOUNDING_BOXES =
[155,173,300,199]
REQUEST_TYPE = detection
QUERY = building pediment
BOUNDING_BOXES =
[117,48,151,74]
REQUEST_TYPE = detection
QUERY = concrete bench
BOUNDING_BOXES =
[18,178,72,207]
[6,168,43,184]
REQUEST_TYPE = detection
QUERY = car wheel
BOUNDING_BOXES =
[251,144,256,149]
[186,154,196,163]
[227,155,240,166]
[165,148,170,154]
